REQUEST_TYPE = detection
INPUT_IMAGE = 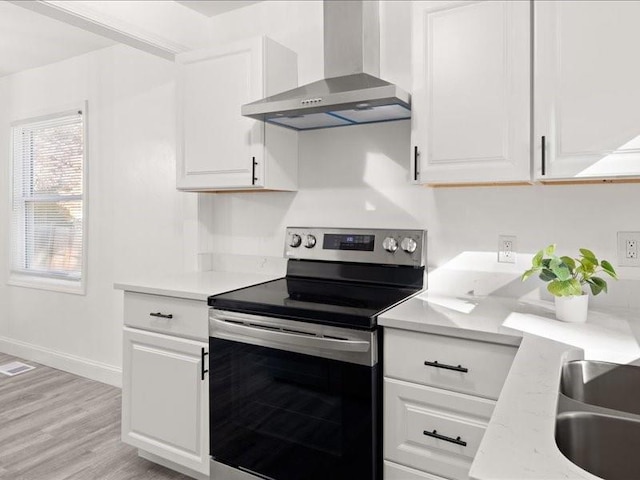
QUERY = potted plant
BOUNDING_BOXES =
[521,245,617,322]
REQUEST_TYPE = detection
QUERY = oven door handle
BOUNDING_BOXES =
[210,318,371,353]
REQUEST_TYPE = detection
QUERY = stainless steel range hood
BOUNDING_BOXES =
[241,1,410,131]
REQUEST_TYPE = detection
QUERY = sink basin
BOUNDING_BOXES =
[556,412,640,480]
[561,360,640,417]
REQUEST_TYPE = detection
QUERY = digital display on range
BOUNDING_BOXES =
[323,234,375,251]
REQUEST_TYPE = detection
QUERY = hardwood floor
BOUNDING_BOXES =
[0,352,192,480]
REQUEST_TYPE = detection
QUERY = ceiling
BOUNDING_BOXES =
[176,1,261,17]
[0,1,114,78]
[0,0,263,79]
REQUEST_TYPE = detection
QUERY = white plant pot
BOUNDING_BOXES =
[554,294,589,323]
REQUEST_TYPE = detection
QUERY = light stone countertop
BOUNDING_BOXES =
[114,270,280,301]
[114,270,640,479]
[379,290,640,480]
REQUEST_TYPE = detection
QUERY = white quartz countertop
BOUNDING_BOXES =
[379,292,526,345]
[114,270,279,301]
[380,291,640,480]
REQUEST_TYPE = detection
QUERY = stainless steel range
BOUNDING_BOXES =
[208,227,426,480]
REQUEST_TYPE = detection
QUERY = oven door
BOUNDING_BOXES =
[209,310,380,480]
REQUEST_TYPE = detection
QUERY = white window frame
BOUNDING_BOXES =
[8,102,89,295]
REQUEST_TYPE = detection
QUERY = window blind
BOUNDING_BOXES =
[11,110,85,282]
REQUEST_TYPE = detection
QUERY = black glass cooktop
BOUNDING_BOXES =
[208,277,421,330]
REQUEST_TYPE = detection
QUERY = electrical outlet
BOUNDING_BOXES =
[498,235,517,264]
[618,232,640,266]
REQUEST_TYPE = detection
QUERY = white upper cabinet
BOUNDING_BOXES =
[534,1,640,181]
[176,36,298,191]
[411,1,531,185]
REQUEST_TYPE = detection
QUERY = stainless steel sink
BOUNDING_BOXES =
[561,360,640,417]
[556,412,640,480]
[557,360,640,478]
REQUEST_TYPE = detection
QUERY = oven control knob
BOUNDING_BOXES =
[304,234,317,249]
[289,234,302,248]
[401,237,418,254]
[383,237,398,253]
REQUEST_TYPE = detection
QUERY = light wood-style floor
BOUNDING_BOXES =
[0,352,192,480]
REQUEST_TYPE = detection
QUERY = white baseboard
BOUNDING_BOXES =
[0,336,122,387]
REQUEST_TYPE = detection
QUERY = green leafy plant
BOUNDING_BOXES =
[522,245,617,297]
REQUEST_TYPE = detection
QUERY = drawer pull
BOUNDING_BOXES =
[251,156,258,185]
[201,348,209,380]
[423,429,467,447]
[149,312,173,319]
[424,360,468,373]
[541,135,546,176]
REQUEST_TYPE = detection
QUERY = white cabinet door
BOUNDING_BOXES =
[122,327,209,475]
[177,36,298,191]
[534,1,640,181]
[411,0,530,185]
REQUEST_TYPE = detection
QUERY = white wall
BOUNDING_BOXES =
[199,0,640,310]
[0,44,196,385]
[205,0,324,86]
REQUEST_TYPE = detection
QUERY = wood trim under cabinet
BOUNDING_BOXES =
[198,188,297,194]
[539,178,640,185]
[426,182,532,188]
[424,178,640,188]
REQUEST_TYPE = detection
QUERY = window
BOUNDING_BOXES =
[10,108,86,293]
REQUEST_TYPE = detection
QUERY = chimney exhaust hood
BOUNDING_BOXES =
[241,0,410,131]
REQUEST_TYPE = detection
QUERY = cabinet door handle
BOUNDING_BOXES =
[201,348,209,380]
[413,146,420,181]
[424,360,468,373]
[149,312,173,319]
[423,429,467,447]
[541,135,546,176]
[251,156,257,185]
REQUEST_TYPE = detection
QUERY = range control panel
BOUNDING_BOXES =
[284,227,426,267]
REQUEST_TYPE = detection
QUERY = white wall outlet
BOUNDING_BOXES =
[498,235,517,264]
[618,232,640,266]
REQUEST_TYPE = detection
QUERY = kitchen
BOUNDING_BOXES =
[1,0,640,479]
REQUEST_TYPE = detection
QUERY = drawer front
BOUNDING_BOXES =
[384,328,517,400]
[124,292,208,340]
[384,378,493,480]
[384,460,448,480]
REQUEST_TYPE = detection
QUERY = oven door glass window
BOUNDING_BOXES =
[209,337,378,480]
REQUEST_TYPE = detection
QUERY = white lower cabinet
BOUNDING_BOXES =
[385,328,517,401]
[384,328,518,480]
[385,378,493,480]
[121,293,210,478]
[385,460,447,480]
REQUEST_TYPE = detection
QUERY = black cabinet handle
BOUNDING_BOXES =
[251,156,257,185]
[201,348,209,380]
[423,429,467,447]
[413,146,420,181]
[541,135,546,176]
[424,360,468,373]
[149,312,173,319]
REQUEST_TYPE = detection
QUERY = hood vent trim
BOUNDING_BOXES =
[241,1,411,131]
